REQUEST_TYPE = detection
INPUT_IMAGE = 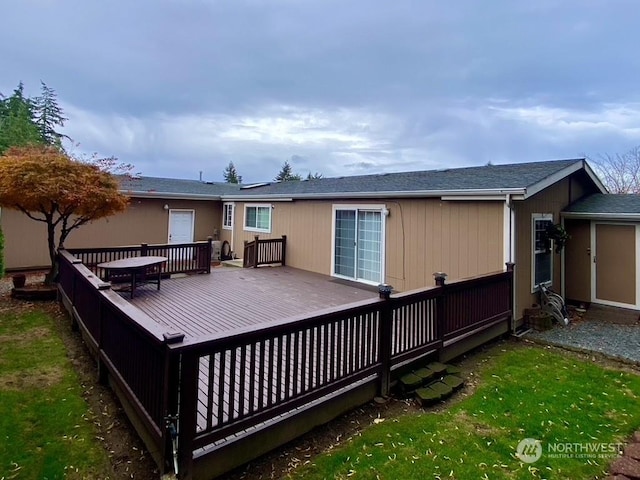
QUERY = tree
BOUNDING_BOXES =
[274,160,302,182]
[223,161,242,183]
[0,146,129,284]
[0,224,4,279]
[306,171,323,180]
[588,146,640,193]
[0,82,43,154]
[33,81,69,149]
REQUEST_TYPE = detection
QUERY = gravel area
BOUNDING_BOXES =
[527,318,640,364]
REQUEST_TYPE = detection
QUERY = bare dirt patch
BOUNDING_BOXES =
[0,365,65,390]
[0,326,52,343]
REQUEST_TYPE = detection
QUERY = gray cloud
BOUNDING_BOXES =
[2,0,640,182]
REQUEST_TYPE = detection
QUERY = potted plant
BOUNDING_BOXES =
[545,223,570,253]
[12,273,26,288]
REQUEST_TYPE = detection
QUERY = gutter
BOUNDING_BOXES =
[121,191,224,201]
[562,212,640,221]
[221,188,526,202]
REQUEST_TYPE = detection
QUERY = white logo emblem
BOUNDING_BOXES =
[516,438,542,463]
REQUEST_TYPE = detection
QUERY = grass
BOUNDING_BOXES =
[291,345,640,480]
[0,308,111,479]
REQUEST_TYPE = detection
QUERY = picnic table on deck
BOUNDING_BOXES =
[98,256,167,298]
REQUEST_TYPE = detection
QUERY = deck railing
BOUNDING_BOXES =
[57,250,180,469]
[242,235,287,268]
[56,245,513,478]
[68,238,213,277]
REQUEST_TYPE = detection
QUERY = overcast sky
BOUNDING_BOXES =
[2,0,639,183]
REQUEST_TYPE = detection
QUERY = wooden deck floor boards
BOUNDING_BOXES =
[129,266,377,340]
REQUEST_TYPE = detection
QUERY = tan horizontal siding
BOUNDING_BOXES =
[2,198,221,270]
[232,199,505,291]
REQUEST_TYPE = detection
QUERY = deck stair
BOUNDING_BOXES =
[398,361,465,407]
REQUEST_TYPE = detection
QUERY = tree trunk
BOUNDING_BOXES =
[45,222,57,286]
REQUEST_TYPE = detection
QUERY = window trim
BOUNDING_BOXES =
[244,203,272,233]
[531,213,554,293]
[222,202,234,230]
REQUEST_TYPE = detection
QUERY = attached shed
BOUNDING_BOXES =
[564,194,640,310]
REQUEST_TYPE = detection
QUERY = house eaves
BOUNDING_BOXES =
[522,159,607,199]
[221,188,525,202]
[562,212,640,221]
[122,190,223,201]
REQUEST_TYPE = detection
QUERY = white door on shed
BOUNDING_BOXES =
[168,210,194,244]
[168,210,195,262]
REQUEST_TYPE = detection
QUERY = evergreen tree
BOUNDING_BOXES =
[33,81,69,149]
[223,161,243,183]
[306,171,323,180]
[0,82,42,154]
[274,160,302,182]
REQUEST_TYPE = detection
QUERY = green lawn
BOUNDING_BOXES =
[291,345,640,480]
[0,308,111,479]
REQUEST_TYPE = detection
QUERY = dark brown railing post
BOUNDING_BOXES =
[177,350,199,479]
[253,235,259,268]
[433,272,447,354]
[206,236,213,273]
[162,334,184,477]
[377,283,393,397]
[506,262,516,332]
[141,243,148,257]
[281,235,287,266]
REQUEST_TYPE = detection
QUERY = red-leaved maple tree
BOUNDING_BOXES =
[0,146,129,284]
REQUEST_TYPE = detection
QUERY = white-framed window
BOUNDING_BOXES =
[532,213,554,291]
[244,204,272,233]
[223,202,234,230]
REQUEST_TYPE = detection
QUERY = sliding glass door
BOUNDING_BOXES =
[334,207,383,284]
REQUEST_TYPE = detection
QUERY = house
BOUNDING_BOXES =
[1,158,607,320]
[564,193,640,310]
[0,177,240,270]
[219,159,605,323]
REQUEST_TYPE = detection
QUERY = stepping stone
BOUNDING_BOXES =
[399,373,422,395]
[442,375,464,391]
[625,443,640,460]
[414,367,436,383]
[428,381,453,399]
[415,387,441,407]
[427,362,447,376]
[445,365,462,375]
[610,456,640,479]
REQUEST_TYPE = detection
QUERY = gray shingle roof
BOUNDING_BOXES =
[231,159,584,197]
[119,176,242,198]
[564,193,640,214]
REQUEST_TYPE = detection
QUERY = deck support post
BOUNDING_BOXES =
[433,272,448,361]
[206,236,213,273]
[141,243,149,256]
[377,284,393,397]
[281,235,287,266]
[177,352,199,479]
[505,262,516,333]
[253,235,259,268]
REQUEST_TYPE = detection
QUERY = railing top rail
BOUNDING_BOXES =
[169,296,384,353]
[58,250,172,346]
[67,245,141,254]
[444,269,511,288]
[68,240,211,254]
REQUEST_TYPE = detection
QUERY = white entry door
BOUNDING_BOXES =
[168,210,195,244]
[168,210,195,262]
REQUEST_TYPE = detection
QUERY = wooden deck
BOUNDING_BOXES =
[128,265,378,339]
